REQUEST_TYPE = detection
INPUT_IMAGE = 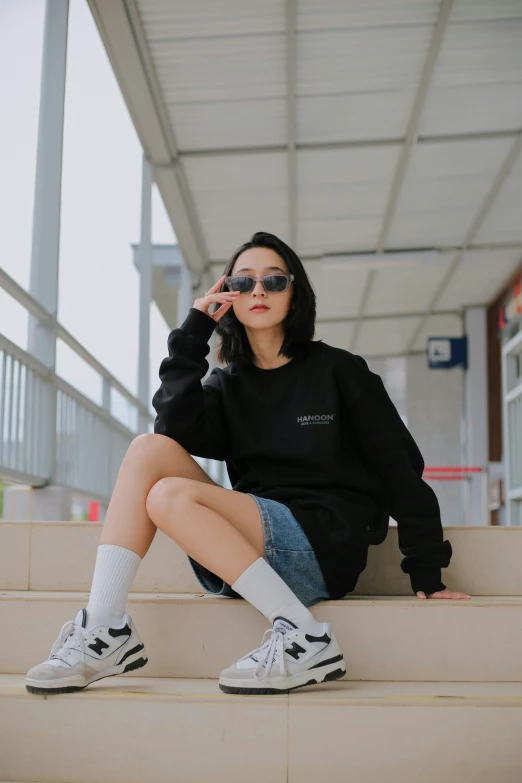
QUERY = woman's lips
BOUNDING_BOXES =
[251,306,269,311]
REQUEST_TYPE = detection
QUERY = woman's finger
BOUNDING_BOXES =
[211,300,234,323]
[207,275,226,294]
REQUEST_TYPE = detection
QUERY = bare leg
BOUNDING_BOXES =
[101,433,265,582]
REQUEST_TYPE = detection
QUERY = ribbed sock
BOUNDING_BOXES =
[231,557,324,635]
[85,544,142,629]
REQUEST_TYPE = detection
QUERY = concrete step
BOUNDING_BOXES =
[1,590,521,682]
[2,519,522,595]
[1,674,522,783]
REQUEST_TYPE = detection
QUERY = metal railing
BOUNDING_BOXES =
[0,266,153,505]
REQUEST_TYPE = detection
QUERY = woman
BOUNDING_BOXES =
[25,231,468,697]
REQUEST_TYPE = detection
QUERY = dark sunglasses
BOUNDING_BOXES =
[224,274,294,294]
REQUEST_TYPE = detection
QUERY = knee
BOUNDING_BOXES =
[125,432,185,463]
[145,476,191,520]
[127,432,165,455]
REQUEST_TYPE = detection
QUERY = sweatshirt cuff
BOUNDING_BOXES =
[180,307,217,343]
[408,568,446,596]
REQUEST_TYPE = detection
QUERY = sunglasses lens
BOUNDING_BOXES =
[226,275,289,292]
[228,276,252,293]
[265,275,288,292]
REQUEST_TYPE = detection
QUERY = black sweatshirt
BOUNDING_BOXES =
[152,307,453,599]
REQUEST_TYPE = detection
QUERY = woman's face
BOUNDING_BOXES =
[228,247,293,329]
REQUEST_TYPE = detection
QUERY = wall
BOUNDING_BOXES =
[406,354,464,527]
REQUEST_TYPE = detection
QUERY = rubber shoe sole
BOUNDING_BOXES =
[219,654,346,695]
[25,652,148,695]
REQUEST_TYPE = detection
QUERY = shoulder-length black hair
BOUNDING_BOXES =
[214,231,317,367]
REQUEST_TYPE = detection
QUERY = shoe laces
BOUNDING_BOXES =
[238,628,288,681]
[48,620,87,663]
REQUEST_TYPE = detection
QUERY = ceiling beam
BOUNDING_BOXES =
[209,241,522,267]
[350,0,454,353]
[316,309,460,325]
[175,130,521,159]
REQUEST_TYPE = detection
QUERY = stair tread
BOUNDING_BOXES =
[2,589,522,606]
[3,673,522,705]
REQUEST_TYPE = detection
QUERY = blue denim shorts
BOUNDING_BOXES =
[187,491,331,607]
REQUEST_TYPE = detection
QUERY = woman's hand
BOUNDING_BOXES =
[416,588,472,599]
[193,275,240,323]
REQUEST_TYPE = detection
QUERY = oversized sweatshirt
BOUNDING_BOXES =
[152,307,453,599]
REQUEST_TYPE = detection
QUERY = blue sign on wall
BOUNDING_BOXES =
[427,336,468,369]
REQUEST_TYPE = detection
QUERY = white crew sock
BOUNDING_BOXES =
[231,557,324,635]
[85,544,142,629]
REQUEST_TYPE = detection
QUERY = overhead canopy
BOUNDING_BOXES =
[88,0,522,356]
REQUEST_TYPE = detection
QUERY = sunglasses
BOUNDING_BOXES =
[224,274,295,294]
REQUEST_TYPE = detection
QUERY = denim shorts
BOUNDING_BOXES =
[187,491,331,608]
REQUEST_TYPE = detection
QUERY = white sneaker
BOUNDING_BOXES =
[219,616,346,695]
[25,608,148,695]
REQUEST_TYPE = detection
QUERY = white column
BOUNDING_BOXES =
[464,306,489,525]
[137,155,153,434]
[177,261,194,328]
[25,0,69,517]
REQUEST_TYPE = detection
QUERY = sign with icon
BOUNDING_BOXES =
[427,337,467,369]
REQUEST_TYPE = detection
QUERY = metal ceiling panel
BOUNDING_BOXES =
[183,151,287,191]
[299,178,391,220]
[297,217,383,255]
[436,249,522,309]
[388,210,477,248]
[297,145,401,253]
[147,34,286,104]
[304,261,371,319]
[474,151,522,245]
[137,1,287,150]
[356,315,422,357]
[297,0,439,30]
[365,258,453,315]
[203,219,290,261]
[298,146,401,187]
[388,138,514,247]
[419,8,522,135]
[450,0,522,22]
[297,25,434,96]
[169,99,286,151]
[297,91,414,144]
[397,138,514,181]
[138,0,285,39]
[184,152,288,259]
[430,18,522,90]
[419,83,522,136]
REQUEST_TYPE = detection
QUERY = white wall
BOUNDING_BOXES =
[406,354,464,526]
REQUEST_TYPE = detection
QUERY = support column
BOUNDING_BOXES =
[137,154,153,434]
[23,0,69,520]
[177,260,194,328]
[464,306,489,525]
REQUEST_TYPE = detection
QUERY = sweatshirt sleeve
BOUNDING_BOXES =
[339,354,453,596]
[151,307,230,462]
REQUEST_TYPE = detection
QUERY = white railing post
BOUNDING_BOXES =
[463,306,489,525]
[138,154,153,435]
[502,329,522,526]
